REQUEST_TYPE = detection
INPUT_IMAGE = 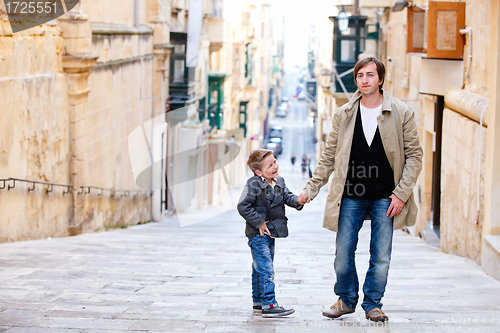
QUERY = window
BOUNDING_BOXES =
[245,43,253,84]
[173,60,185,83]
[233,47,240,72]
[340,40,356,63]
[212,0,222,18]
[427,1,465,58]
[210,89,218,105]
[406,1,465,59]
[174,44,185,53]
[407,6,425,53]
[169,34,195,85]
[242,12,250,26]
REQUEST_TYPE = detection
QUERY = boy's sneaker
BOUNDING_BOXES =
[262,305,295,318]
[253,305,262,310]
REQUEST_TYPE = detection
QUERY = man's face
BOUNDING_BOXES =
[356,62,383,97]
[256,154,279,181]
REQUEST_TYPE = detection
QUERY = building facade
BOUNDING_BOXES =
[0,0,282,242]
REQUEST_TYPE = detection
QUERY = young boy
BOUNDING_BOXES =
[237,149,303,317]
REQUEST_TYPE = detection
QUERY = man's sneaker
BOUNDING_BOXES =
[365,308,388,322]
[322,299,355,319]
[253,305,262,310]
[262,305,295,318]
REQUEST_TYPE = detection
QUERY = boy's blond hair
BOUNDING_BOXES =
[247,149,274,174]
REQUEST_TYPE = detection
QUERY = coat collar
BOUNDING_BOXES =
[255,175,285,189]
[344,89,392,114]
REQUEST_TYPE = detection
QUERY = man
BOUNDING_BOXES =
[298,57,422,322]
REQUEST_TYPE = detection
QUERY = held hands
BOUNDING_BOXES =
[387,194,404,218]
[298,192,311,205]
[259,221,270,236]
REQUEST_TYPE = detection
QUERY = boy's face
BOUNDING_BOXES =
[255,154,278,182]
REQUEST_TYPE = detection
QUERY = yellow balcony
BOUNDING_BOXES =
[208,18,226,44]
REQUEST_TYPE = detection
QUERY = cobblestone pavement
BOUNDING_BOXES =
[1,167,500,333]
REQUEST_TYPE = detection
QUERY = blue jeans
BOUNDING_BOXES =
[334,197,394,313]
[248,234,277,309]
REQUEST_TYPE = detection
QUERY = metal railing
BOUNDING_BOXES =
[4,178,73,194]
[78,185,149,197]
[0,178,150,197]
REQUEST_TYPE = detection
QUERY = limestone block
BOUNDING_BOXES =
[152,24,170,45]
[70,155,88,176]
[0,35,63,77]
[57,19,91,39]
[63,37,92,55]
[441,110,485,264]
[69,117,88,140]
[139,35,154,56]
[482,236,500,281]
[445,90,488,127]
[69,103,88,124]
[0,17,13,36]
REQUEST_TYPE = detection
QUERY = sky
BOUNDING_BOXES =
[271,0,339,70]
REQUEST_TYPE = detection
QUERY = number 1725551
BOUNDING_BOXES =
[5,2,57,14]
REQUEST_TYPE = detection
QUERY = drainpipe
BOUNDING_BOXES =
[476,104,488,224]
[353,0,359,16]
[460,27,472,84]
[134,0,139,27]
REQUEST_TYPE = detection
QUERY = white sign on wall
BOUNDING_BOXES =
[186,0,204,67]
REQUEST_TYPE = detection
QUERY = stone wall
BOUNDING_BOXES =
[0,24,73,242]
[80,0,136,26]
[83,30,155,231]
[440,108,486,263]
[0,2,163,241]
[464,0,491,95]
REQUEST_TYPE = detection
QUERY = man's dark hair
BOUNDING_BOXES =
[353,57,385,93]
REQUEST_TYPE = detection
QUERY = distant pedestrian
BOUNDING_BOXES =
[237,149,303,318]
[307,155,312,178]
[301,154,307,178]
[291,153,296,172]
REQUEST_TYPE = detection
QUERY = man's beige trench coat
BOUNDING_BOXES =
[304,90,423,232]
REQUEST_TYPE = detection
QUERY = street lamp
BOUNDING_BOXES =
[337,6,349,32]
[393,0,410,12]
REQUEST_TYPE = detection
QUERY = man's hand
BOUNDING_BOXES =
[298,192,311,205]
[387,194,404,218]
[259,221,270,236]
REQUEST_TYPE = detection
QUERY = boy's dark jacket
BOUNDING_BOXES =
[237,175,303,238]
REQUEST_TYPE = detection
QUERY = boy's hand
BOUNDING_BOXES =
[298,192,311,205]
[259,221,270,236]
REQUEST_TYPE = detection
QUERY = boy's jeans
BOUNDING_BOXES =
[248,234,277,309]
[334,197,394,314]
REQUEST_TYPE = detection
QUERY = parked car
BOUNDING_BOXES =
[275,102,288,117]
[269,126,283,140]
[298,84,306,100]
[281,96,289,103]
[269,137,283,155]
[264,142,279,157]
